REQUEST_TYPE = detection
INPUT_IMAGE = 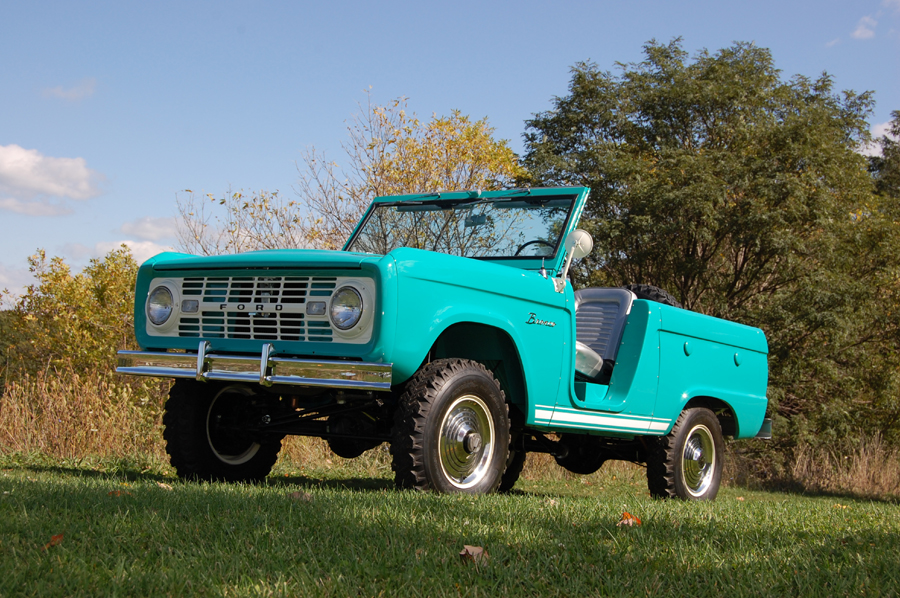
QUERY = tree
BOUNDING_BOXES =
[0,247,139,380]
[870,110,900,201]
[522,39,900,446]
[177,94,524,254]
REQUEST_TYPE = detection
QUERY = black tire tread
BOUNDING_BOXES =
[646,407,722,500]
[162,380,281,483]
[622,284,683,309]
[499,446,526,492]
[390,358,508,492]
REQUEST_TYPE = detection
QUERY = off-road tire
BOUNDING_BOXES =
[623,284,683,309]
[390,359,510,494]
[163,380,282,482]
[646,407,724,500]
[499,442,527,492]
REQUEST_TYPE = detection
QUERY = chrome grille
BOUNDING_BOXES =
[180,275,336,305]
[176,276,337,342]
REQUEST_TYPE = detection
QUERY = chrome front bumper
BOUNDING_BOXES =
[116,341,392,391]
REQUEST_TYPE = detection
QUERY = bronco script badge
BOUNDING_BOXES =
[526,313,556,327]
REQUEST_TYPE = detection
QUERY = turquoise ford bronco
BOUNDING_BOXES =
[117,187,770,499]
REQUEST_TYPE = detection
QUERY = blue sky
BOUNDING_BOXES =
[2,0,899,297]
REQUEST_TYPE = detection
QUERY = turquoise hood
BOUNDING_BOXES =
[146,249,377,271]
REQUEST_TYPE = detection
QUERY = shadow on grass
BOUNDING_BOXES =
[748,479,900,505]
[4,462,174,484]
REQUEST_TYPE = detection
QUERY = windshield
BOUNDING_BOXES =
[345,196,576,259]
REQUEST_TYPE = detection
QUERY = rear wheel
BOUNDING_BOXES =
[163,380,282,482]
[647,407,724,500]
[391,359,510,494]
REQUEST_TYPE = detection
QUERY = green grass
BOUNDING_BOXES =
[1,456,899,597]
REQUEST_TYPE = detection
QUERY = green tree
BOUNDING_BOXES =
[522,39,900,447]
[870,110,900,200]
[0,247,139,381]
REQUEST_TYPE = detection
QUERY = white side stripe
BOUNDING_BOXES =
[533,408,672,433]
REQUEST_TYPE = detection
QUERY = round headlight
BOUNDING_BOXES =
[330,287,363,330]
[147,286,174,326]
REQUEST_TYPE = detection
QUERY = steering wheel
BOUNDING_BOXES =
[514,239,555,256]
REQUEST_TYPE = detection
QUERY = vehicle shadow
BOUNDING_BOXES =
[748,481,900,505]
[5,463,174,484]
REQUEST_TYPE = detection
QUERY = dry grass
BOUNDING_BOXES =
[783,437,900,500]
[0,369,169,464]
[2,370,899,500]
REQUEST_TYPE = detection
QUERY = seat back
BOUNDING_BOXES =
[574,288,635,363]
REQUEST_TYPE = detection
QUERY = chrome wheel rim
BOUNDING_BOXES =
[681,424,715,497]
[438,395,495,489]
[206,386,261,465]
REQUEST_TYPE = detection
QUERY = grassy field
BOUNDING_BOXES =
[2,454,898,597]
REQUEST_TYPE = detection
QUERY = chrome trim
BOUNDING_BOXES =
[260,343,274,387]
[116,341,392,391]
[196,340,210,381]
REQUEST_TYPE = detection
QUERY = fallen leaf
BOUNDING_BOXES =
[736,496,745,501]
[289,491,313,502]
[42,534,64,551]
[617,512,642,527]
[545,498,559,507]
[108,490,131,496]
[156,482,173,491]
[459,545,489,565]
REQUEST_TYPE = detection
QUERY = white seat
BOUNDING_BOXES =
[575,341,605,379]
[573,288,635,381]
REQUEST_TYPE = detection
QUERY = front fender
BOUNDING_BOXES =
[386,249,568,406]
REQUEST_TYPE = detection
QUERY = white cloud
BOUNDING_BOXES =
[884,0,900,12]
[826,38,841,47]
[873,121,895,139]
[42,77,96,101]
[119,216,177,241]
[0,197,73,216]
[852,16,878,39]
[860,121,899,157]
[65,240,175,265]
[0,144,103,216]
[0,144,101,200]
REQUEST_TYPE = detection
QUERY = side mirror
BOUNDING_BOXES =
[559,229,593,282]
[565,229,594,259]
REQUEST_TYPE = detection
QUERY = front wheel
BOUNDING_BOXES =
[391,359,510,493]
[162,380,282,482]
[646,407,724,500]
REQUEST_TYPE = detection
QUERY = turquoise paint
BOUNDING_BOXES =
[133,257,393,361]
[541,299,768,438]
[148,249,377,271]
[389,247,568,419]
[545,299,661,433]
[130,185,770,440]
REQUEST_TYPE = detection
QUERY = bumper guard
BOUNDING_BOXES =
[116,341,392,391]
